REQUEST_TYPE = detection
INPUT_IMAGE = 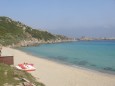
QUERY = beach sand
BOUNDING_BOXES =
[2,47,115,86]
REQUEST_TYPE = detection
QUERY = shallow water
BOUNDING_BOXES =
[18,40,115,74]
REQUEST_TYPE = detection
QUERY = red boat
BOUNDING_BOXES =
[16,63,36,71]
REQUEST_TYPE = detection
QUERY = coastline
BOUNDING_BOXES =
[7,39,76,48]
[2,47,115,86]
[16,48,115,75]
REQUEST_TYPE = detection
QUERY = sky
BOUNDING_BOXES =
[0,0,115,38]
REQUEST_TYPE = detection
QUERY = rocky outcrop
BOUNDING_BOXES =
[7,38,75,48]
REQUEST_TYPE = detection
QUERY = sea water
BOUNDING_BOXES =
[18,40,115,74]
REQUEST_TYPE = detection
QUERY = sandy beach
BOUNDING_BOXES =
[1,47,115,86]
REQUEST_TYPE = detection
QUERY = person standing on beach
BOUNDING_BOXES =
[0,44,2,56]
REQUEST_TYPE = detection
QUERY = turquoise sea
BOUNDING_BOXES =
[18,40,115,74]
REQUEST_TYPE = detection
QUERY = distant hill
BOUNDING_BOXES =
[0,16,72,47]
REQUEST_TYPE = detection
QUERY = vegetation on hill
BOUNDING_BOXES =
[0,17,27,45]
[0,16,70,46]
[25,27,55,41]
[0,63,45,86]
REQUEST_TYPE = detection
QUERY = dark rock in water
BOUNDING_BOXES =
[78,61,88,65]
[103,67,115,71]
[90,64,96,67]
[55,56,68,61]
[73,60,79,64]
[104,67,112,70]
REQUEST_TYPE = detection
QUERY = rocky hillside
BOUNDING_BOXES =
[0,16,72,47]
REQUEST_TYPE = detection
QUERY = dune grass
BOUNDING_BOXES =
[0,63,45,86]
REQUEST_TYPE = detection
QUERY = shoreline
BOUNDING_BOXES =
[7,39,76,48]
[7,39,115,48]
[2,47,115,86]
[17,47,115,76]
